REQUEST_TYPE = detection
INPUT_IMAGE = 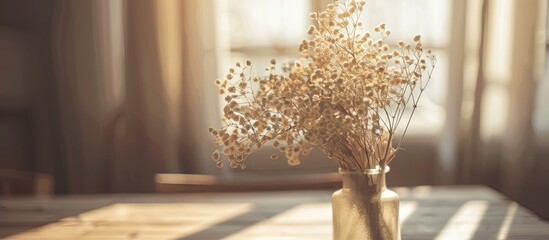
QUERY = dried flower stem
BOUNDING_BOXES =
[210,0,436,171]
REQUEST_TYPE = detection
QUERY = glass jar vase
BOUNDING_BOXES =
[332,167,400,240]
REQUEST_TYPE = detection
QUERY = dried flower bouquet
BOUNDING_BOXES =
[209,0,436,172]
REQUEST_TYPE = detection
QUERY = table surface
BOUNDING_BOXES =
[0,185,548,240]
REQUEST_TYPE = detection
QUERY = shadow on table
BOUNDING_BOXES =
[0,198,113,238]
[176,203,299,240]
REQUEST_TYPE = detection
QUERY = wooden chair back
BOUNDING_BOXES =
[0,169,54,196]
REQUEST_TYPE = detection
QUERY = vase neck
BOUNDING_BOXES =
[340,167,388,194]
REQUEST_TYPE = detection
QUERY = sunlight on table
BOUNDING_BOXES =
[5,203,252,240]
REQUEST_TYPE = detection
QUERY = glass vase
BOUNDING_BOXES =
[332,167,400,240]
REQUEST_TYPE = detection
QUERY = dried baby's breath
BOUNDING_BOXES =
[209,0,436,171]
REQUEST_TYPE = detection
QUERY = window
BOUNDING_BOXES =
[217,0,452,136]
[217,0,312,75]
[214,0,453,173]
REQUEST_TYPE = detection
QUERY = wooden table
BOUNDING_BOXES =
[1,186,548,240]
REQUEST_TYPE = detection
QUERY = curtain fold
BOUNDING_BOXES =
[500,0,541,199]
[51,0,111,193]
[178,0,221,174]
[120,0,180,192]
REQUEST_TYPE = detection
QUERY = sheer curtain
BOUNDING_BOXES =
[49,0,218,193]
[459,0,548,218]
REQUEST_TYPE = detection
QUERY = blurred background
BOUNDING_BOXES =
[0,0,548,219]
